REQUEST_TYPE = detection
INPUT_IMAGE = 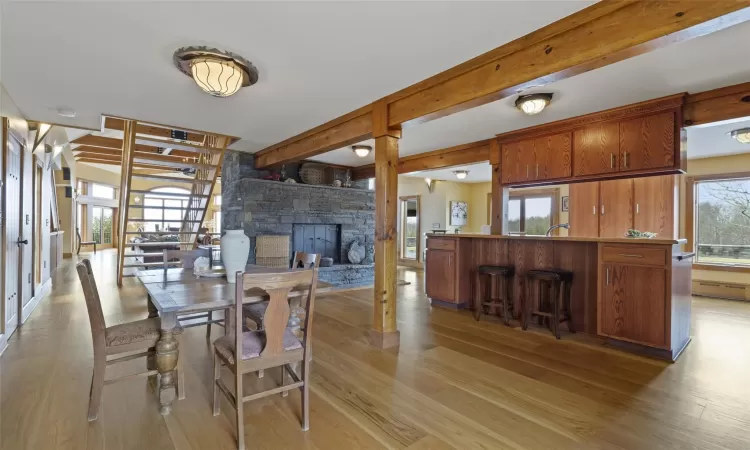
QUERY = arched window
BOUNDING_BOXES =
[142,187,191,232]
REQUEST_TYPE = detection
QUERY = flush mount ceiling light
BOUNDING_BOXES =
[453,170,469,180]
[730,128,750,144]
[352,145,372,158]
[515,93,553,115]
[173,46,259,97]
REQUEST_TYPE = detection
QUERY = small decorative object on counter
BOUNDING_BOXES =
[284,178,297,183]
[332,179,342,187]
[280,164,287,180]
[262,173,281,181]
[624,229,657,239]
[343,170,352,188]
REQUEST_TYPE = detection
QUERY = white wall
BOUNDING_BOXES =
[397,176,474,261]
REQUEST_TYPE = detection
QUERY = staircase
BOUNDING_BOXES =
[106,117,234,286]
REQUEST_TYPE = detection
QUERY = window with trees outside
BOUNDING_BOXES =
[507,191,556,236]
[695,177,750,267]
[142,187,191,232]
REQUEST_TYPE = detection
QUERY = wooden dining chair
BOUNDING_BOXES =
[163,248,225,341]
[212,267,318,450]
[76,227,97,255]
[76,259,184,421]
[244,252,320,331]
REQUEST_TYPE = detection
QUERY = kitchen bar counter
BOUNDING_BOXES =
[425,234,692,361]
[426,232,687,245]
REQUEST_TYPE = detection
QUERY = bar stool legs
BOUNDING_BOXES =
[474,267,514,326]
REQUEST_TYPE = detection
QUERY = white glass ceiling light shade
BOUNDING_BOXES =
[731,128,750,144]
[515,93,553,115]
[454,170,469,180]
[352,145,372,157]
[173,46,258,98]
[191,59,244,97]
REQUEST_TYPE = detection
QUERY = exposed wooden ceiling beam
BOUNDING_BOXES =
[76,157,168,171]
[684,81,750,126]
[71,135,157,152]
[352,139,491,180]
[254,1,750,169]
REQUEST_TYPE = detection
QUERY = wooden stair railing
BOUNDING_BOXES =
[109,117,235,286]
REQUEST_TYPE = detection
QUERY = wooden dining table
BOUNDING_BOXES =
[137,266,333,415]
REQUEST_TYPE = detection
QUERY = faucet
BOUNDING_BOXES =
[546,223,570,237]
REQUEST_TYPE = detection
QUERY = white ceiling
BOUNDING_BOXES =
[687,118,750,159]
[403,161,491,183]
[315,19,750,166]
[1,1,590,151]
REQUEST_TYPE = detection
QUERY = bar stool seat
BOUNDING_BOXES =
[474,265,515,325]
[523,269,574,339]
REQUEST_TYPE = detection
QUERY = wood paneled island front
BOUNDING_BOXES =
[425,233,693,361]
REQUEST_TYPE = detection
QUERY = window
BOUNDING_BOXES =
[508,190,556,236]
[91,183,115,199]
[368,178,375,191]
[213,210,222,234]
[694,177,750,267]
[142,187,191,232]
[214,194,222,206]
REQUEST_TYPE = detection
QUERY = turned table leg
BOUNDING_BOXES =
[146,295,159,374]
[156,312,179,415]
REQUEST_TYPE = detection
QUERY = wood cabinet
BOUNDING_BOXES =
[425,237,471,307]
[568,182,599,238]
[573,122,620,176]
[425,249,456,301]
[599,179,633,238]
[619,112,675,172]
[568,176,677,239]
[599,263,668,347]
[497,95,684,186]
[633,175,677,238]
[502,132,571,183]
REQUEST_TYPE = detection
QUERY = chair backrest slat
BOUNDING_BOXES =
[291,252,321,269]
[76,259,107,349]
[163,248,210,282]
[234,268,319,361]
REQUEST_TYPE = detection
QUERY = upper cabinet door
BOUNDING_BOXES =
[501,143,521,183]
[633,175,676,238]
[599,179,633,238]
[568,181,600,238]
[573,122,620,176]
[619,112,675,172]
[537,132,572,181]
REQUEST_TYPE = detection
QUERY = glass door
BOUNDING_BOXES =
[400,196,420,261]
[91,206,114,247]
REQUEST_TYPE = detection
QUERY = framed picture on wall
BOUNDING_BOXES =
[561,196,569,212]
[450,201,468,226]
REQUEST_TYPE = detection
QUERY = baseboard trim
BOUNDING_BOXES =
[21,279,52,324]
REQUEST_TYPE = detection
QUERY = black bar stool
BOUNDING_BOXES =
[522,269,574,339]
[474,265,515,325]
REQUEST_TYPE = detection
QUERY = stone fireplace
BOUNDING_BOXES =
[221,151,375,285]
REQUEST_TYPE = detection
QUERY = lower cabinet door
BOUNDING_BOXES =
[425,249,456,302]
[599,263,667,347]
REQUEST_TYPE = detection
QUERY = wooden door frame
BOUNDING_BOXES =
[398,195,421,266]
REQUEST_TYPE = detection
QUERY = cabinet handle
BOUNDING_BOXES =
[536,164,539,179]
[618,253,643,258]
[636,203,640,214]
[526,165,529,179]
[610,153,614,169]
[593,206,597,215]
[624,151,629,168]
[606,267,610,285]
[601,205,605,215]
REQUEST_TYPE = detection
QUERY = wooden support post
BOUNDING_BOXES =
[370,100,401,349]
[489,140,509,235]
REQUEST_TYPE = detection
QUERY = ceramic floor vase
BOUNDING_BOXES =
[220,230,250,284]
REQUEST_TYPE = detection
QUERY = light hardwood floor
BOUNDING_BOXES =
[3,250,750,449]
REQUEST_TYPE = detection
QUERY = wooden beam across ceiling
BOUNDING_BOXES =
[254,1,750,169]
[351,139,491,180]
[684,81,750,126]
[71,135,157,152]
